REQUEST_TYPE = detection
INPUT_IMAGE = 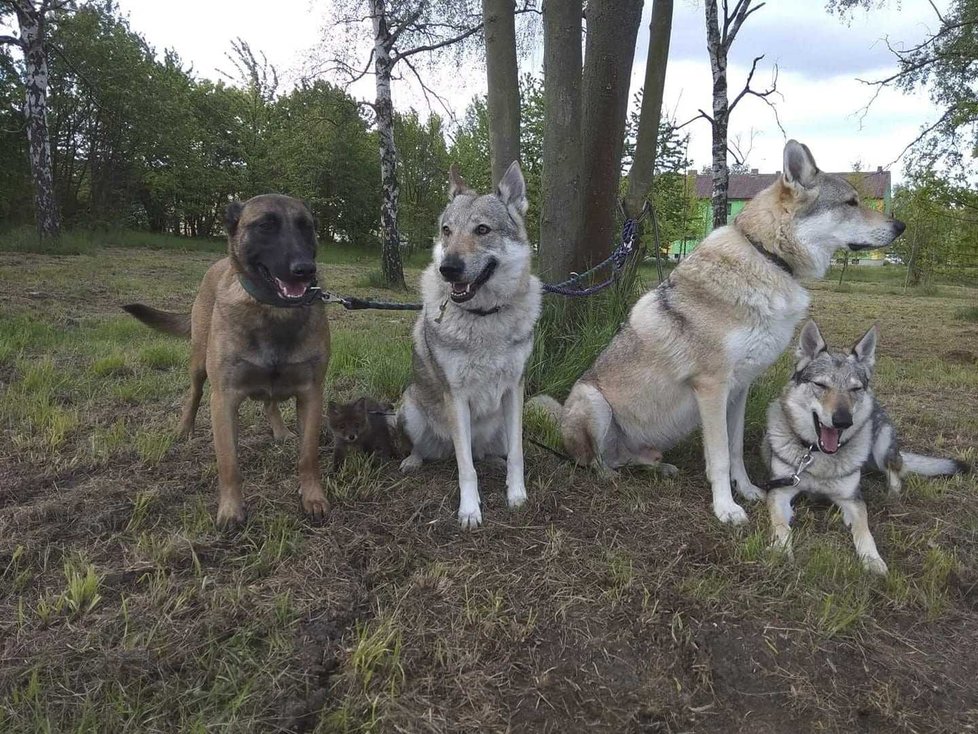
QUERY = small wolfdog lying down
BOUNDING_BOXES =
[763,320,967,574]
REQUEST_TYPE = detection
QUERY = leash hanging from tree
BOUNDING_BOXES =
[313,202,651,311]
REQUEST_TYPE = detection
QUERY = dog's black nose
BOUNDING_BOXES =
[831,409,853,429]
[439,255,465,281]
[291,260,317,279]
[893,219,906,236]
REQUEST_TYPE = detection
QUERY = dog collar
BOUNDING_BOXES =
[434,299,503,323]
[744,233,794,277]
[238,273,321,308]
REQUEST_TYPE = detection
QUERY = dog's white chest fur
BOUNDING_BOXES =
[728,284,809,383]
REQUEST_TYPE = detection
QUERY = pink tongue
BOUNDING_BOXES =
[819,425,840,453]
[276,278,308,298]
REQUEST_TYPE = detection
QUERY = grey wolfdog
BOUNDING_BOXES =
[763,320,966,575]
[397,161,542,529]
[532,140,906,526]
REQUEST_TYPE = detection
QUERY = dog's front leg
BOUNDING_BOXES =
[502,382,527,509]
[727,387,764,501]
[449,394,481,529]
[693,376,748,525]
[767,486,799,557]
[211,388,246,528]
[836,496,888,575]
[296,386,329,522]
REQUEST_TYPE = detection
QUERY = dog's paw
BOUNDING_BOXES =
[861,554,889,576]
[271,426,295,442]
[300,485,329,523]
[507,483,527,509]
[733,478,765,502]
[713,499,749,526]
[659,463,680,478]
[400,454,423,473]
[768,533,794,560]
[216,499,246,530]
[458,504,483,530]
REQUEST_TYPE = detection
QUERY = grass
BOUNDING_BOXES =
[0,237,976,732]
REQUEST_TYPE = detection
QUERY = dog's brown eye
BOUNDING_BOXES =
[813,382,830,390]
[442,225,451,236]
[851,384,864,392]
[475,224,491,235]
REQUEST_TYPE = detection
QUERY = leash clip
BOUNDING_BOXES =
[309,286,347,306]
[790,448,816,486]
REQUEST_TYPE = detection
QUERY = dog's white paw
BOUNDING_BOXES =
[769,534,794,560]
[457,504,483,530]
[733,479,765,502]
[714,499,749,526]
[507,483,527,509]
[861,554,889,576]
[400,454,423,473]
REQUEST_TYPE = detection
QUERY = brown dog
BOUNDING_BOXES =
[124,194,330,528]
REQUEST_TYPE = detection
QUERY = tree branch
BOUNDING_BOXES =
[0,34,23,48]
[400,53,458,126]
[675,109,714,129]
[392,22,482,63]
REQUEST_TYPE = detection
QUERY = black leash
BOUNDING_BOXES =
[758,444,817,491]
[526,435,572,462]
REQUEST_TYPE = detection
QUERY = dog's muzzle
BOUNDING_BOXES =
[445,258,498,304]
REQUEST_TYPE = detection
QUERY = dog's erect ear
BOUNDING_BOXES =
[850,324,878,369]
[783,140,818,189]
[448,163,475,200]
[496,160,528,216]
[225,201,244,236]
[795,320,827,368]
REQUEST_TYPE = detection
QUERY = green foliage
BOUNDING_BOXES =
[395,110,449,252]
[892,172,978,285]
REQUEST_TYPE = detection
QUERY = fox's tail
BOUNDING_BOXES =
[901,452,969,478]
[123,304,191,338]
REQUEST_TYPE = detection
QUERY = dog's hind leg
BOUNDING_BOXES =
[727,387,764,501]
[264,400,294,441]
[836,496,888,575]
[692,375,747,525]
[502,382,527,509]
[296,384,328,522]
[212,387,246,529]
[178,362,206,440]
[562,383,613,475]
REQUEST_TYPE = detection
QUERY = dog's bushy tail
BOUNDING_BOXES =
[527,394,563,423]
[123,304,191,338]
[901,452,968,477]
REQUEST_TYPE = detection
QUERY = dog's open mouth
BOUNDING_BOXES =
[258,265,313,301]
[813,412,841,454]
[449,258,497,304]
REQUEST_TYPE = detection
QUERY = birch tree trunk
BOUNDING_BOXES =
[580,0,644,267]
[15,1,60,239]
[705,1,730,231]
[482,0,520,186]
[539,0,583,282]
[370,0,406,288]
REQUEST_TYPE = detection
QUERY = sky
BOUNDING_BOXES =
[119,0,949,184]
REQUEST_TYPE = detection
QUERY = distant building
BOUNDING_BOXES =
[670,167,893,261]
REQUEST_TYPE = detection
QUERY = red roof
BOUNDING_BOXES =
[693,170,891,200]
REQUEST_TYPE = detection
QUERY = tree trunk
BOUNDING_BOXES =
[623,0,673,220]
[16,2,60,239]
[705,1,730,231]
[580,0,644,267]
[539,0,584,283]
[370,0,406,288]
[482,0,520,186]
